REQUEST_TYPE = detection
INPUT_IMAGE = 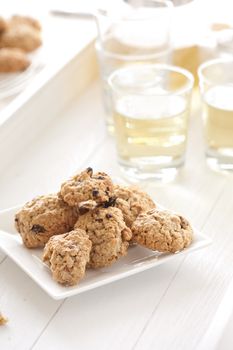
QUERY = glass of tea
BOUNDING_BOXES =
[198,58,233,172]
[108,64,194,181]
[95,0,173,134]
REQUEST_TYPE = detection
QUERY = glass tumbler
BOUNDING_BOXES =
[95,0,173,133]
[108,63,194,181]
[198,58,233,171]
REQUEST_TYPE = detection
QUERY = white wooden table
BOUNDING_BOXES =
[0,79,233,350]
[1,0,233,347]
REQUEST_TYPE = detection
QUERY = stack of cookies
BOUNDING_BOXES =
[15,167,193,287]
[0,15,42,73]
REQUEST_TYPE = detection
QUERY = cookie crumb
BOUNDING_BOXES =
[78,200,97,212]
[0,313,8,325]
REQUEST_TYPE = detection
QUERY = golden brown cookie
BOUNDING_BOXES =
[43,229,92,286]
[114,185,156,228]
[0,24,42,52]
[10,15,41,31]
[15,194,78,248]
[60,167,114,207]
[132,208,193,253]
[0,17,7,32]
[0,48,30,72]
[75,207,132,268]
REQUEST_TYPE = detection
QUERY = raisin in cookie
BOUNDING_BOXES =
[15,194,78,248]
[60,167,114,207]
[0,24,42,52]
[75,207,132,268]
[132,208,193,253]
[43,229,91,286]
[0,48,30,72]
[114,185,156,228]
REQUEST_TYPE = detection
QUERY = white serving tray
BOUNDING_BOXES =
[0,205,211,300]
[0,27,97,173]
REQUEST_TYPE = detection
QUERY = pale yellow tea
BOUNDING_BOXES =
[114,94,189,168]
[203,85,233,153]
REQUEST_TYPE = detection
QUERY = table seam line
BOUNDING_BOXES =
[200,181,227,232]
[0,255,7,265]
[131,256,185,350]
[29,298,66,350]
[191,179,231,350]
[131,179,227,350]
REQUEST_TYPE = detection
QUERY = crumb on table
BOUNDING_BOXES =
[0,313,8,325]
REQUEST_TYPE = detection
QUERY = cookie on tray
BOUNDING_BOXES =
[15,194,78,248]
[9,15,41,31]
[0,24,42,52]
[0,17,7,32]
[43,229,92,286]
[75,207,132,268]
[60,167,114,207]
[0,48,30,72]
[114,185,156,228]
[132,208,193,253]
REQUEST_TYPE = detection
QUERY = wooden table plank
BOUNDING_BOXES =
[133,181,233,350]
[32,258,183,350]
[0,258,61,349]
[198,277,233,350]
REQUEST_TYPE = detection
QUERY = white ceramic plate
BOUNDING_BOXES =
[0,61,44,99]
[0,206,211,300]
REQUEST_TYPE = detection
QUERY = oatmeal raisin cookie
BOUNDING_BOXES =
[132,208,193,253]
[114,185,156,228]
[43,229,91,286]
[0,24,42,52]
[0,17,7,32]
[0,48,30,72]
[60,167,114,207]
[10,15,41,31]
[15,194,78,248]
[75,207,132,268]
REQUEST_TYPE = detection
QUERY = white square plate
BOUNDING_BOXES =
[0,206,211,300]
